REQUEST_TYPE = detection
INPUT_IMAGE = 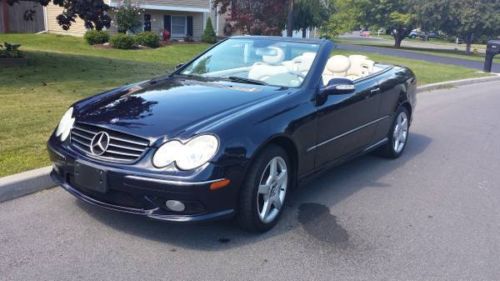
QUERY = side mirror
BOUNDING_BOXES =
[175,63,184,70]
[322,78,355,95]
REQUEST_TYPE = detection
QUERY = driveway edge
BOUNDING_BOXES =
[2,75,500,203]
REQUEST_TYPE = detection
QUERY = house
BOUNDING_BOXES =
[1,0,44,33]
[44,0,226,40]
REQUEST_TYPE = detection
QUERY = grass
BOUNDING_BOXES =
[0,33,491,176]
[0,34,209,177]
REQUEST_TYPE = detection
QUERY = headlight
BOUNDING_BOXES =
[152,134,219,170]
[55,107,75,142]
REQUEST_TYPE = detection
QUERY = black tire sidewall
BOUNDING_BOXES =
[237,145,291,232]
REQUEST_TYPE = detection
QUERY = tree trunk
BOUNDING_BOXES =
[302,28,307,38]
[392,29,405,48]
[286,0,294,37]
[465,33,473,56]
[394,36,403,48]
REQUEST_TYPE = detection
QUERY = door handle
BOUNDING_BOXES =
[370,88,381,96]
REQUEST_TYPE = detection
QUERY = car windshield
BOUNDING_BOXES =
[180,38,320,88]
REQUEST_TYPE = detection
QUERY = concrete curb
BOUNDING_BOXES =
[417,74,500,93]
[0,166,54,203]
[1,74,500,203]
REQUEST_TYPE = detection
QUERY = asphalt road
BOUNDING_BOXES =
[2,81,500,281]
[337,43,500,73]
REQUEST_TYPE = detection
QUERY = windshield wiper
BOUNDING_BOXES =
[226,76,269,86]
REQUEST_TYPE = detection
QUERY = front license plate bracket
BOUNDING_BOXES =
[74,161,108,193]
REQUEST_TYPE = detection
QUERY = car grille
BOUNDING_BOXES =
[70,122,150,163]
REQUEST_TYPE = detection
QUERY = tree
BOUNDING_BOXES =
[213,0,289,35]
[293,0,330,38]
[114,0,143,34]
[416,0,500,55]
[320,0,359,39]
[357,0,416,48]
[202,17,217,44]
[8,0,111,30]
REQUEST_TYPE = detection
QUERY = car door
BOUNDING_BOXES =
[313,78,382,168]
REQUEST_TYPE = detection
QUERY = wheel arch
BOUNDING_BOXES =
[247,135,299,189]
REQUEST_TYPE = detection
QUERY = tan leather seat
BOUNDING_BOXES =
[248,47,289,81]
[283,52,316,75]
[322,55,351,85]
[346,55,368,80]
[346,55,376,80]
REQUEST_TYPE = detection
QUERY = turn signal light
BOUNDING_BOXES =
[210,179,231,191]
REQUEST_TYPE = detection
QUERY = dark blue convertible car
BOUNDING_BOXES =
[48,36,416,232]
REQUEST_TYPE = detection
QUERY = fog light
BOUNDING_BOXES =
[165,200,185,212]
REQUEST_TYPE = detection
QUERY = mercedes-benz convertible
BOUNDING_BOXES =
[48,36,416,232]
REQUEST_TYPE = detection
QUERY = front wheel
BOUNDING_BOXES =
[377,107,410,158]
[237,145,290,232]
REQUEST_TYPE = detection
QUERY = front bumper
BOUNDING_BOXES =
[48,141,238,223]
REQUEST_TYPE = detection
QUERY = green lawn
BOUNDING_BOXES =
[0,33,490,176]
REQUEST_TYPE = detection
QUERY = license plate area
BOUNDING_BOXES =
[74,161,108,193]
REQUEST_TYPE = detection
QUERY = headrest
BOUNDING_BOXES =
[262,47,285,65]
[326,55,351,73]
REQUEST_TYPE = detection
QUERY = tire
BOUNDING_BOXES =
[377,107,410,159]
[237,145,291,232]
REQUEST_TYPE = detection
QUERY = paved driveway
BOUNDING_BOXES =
[337,43,500,73]
[2,82,500,281]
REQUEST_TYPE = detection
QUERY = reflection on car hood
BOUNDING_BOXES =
[75,77,284,141]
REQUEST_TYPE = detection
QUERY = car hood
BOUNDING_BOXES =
[75,77,286,142]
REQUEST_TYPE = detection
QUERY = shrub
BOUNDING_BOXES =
[84,30,110,45]
[135,31,160,48]
[202,17,217,44]
[110,34,135,49]
[114,0,143,33]
[0,42,23,58]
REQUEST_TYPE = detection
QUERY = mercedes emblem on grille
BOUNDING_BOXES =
[90,131,110,156]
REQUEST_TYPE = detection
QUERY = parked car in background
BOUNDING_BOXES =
[360,30,371,37]
[48,36,417,232]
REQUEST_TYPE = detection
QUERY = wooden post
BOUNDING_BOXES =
[2,0,9,33]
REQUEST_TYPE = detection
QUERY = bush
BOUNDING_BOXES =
[114,0,143,33]
[84,30,110,45]
[202,17,217,44]
[0,42,23,58]
[135,32,160,48]
[110,34,136,49]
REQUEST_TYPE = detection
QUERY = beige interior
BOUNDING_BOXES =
[322,55,377,85]
[248,50,317,87]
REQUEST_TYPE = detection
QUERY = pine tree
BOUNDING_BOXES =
[202,17,217,43]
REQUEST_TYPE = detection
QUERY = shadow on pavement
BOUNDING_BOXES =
[77,133,432,251]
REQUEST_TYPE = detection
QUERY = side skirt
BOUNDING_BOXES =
[297,137,389,186]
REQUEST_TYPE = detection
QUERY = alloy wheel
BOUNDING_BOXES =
[256,156,288,224]
[393,111,409,154]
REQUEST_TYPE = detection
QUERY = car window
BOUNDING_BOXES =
[181,38,320,88]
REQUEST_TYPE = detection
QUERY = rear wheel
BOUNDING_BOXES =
[377,107,410,158]
[237,145,290,232]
